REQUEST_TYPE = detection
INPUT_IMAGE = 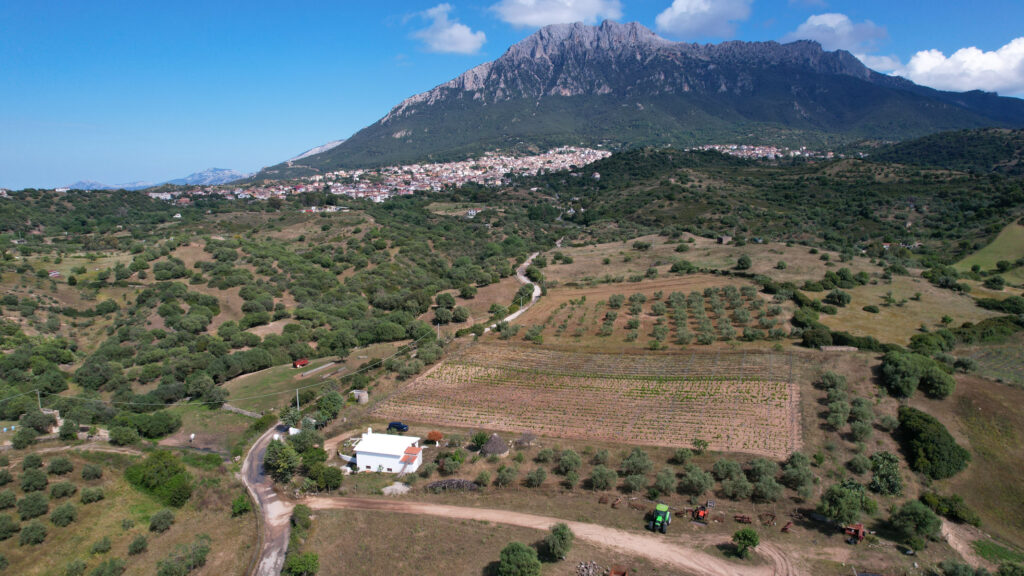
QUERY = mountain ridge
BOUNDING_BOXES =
[67,168,248,191]
[253,20,1024,180]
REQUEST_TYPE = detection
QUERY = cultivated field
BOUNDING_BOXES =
[375,343,801,458]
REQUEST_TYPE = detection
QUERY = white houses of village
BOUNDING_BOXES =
[352,428,423,474]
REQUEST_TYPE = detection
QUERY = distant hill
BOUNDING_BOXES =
[870,128,1024,175]
[253,21,1024,180]
[67,168,247,191]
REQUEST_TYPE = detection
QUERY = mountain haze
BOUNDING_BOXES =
[254,21,1024,179]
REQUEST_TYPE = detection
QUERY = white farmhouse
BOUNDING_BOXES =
[353,428,423,474]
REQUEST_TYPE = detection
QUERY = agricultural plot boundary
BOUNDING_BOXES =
[376,345,802,458]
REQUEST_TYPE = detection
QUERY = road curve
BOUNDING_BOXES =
[304,496,800,576]
[485,252,543,333]
[240,423,294,576]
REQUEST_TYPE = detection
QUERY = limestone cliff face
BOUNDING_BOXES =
[382,21,872,123]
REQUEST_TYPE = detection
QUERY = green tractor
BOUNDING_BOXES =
[647,503,671,534]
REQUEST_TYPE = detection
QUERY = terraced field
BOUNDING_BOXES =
[375,343,802,458]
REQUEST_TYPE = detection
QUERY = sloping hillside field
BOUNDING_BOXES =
[376,343,801,458]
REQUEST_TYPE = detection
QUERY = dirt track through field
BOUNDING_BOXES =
[305,496,801,576]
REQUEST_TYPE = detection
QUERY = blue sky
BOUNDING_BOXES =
[2,0,1023,189]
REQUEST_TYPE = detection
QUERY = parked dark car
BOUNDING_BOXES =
[387,421,409,432]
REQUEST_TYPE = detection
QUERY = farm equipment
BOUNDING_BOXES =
[647,503,672,534]
[781,521,794,533]
[292,358,310,368]
[608,566,630,576]
[844,523,867,544]
[759,513,777,526]
[734,514,753,524]
[692,506,709,521]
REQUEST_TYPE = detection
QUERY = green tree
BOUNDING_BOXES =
[17,493,48,520]
[543,523,574,561]
[621,448,652,476]
[18,521,46,545]
[818,480,868,525]
[891,500,940,550]
[736,255,752,270]
[555,450,582,476]
[677,464,713,496]
[589,466,617,491]
[149,509,175,533]
[50,502,76,527]
[498,542,541,576]
[264,440,301,483]
[283,552,320,576]
[732,527,759,558]
[59,420,79,441]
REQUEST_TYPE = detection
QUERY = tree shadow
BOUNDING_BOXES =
[481,560,500,576]
[715,542,745,559]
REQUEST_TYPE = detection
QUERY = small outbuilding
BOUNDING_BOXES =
[479,433,508,457]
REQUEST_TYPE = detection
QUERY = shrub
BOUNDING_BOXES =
[752,477,783,502]
[51,481,77,499]
[23,454,43,470]
[534,448,554,463]
[670,448,692,465]
[17,492,48,520]
[494,465,518,487]
[920,492,981,526]
[108,426,139,446]
[12,427,38,450]
[898,406,970,479]
[21,469,47,492]
[231,494,252,517]
[51,502,77,527]
[712,459,743,481]
[82,464,103,480]
[498,541,541,576]
[282,551,319,576]
[0,490,14,509]
[48,457,74,476]
[0,514,18,540]
[475,471,491,487]
[847,454,871,475]
[589,466,617,491]
[91,536,112,554]
[91,558,127,576]
[149,509,175,533]
[19,521,46,545]
[868,451,903,496]
[64,560,87,576]
[732,527,759,558]
[621,474,646,493]
[81,487,105,504]
[890,500,940,550]
[621,448,652,476]
[736,255,752,270]
[524,468,546,488]
[0,469,10,486]
[59,419,79,441]
[721,477,753,500]
[555,450,582,476]
[125,451,193,507]
[544,523,574,561]
[129,534,148,555]
[677,464,713,496]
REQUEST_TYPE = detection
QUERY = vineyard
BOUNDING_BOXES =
[376,344,802,458]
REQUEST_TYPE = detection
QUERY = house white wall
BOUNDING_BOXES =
[356,450,422,474]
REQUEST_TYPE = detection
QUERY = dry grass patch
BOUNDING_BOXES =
[817,275,1000,345]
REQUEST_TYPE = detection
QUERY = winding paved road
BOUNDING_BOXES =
[240,423,294,576]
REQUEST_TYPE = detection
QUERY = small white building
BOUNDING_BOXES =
[353,428,423,474]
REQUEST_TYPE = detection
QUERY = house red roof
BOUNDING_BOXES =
[399,446,422,464]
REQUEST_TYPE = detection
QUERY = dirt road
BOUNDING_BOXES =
[304,496,801,576]
[485,252,542,333]
[240,423,294,576]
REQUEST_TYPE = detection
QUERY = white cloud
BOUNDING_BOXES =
[782,13,886,53]
[413,4,487,54]
[655,0,753,39]
[491,0,622,27]
[895,38,1024,96]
